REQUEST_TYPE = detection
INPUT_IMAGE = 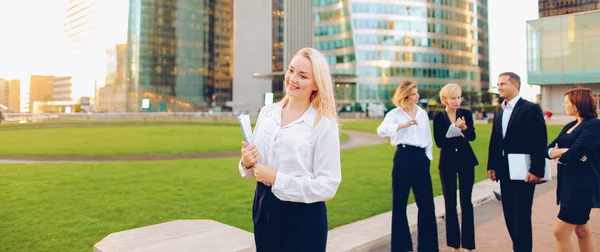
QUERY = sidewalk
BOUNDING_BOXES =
[469,182,600,251]
[372,180,600,251]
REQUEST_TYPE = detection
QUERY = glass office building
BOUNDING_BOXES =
[527,9,600,113]
[539,0,599,18]
[313,0,490,105]
[127,0,233,112]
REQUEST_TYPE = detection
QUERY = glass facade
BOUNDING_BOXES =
[527,10,600,84]
[127,0,233,112]
[539,0,599,18]
[271,0,285,97]
[313,0,490,105]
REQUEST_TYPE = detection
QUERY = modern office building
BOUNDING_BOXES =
[527,9,600,114]
[0,79,8,110]
[539,0,599,17]
[62,0,129,110]
[28,75,55,112]
[53,76,74,101]
[313,0,490,106]
[126,0,234,112]
[8,80,20,113]
[232,0,313,113]
[98,43,128,112]
[62,0,103,100]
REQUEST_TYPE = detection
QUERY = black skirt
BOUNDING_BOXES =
[252,182,328,252]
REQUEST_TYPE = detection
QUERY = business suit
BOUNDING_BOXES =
[547,118,600,210]
[433,109,478,250]
[487,98,547,252]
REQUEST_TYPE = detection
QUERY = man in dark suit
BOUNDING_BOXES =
[487,72,547,252]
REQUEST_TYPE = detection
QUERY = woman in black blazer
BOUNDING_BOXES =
[547,88,600,252]
[433,84,478,252]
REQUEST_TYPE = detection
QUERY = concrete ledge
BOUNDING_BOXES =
[93,220,254,252]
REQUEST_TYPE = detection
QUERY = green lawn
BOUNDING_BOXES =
[0,124,349,156]
[0,120,240,128]
[1,146,396,252]
[0,125,243,156]
[0,121,564,251]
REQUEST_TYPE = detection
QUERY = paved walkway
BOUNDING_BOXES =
[0,130,386,163]
[372,180,600,251]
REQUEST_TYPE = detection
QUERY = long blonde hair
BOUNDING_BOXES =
[281,48,337,125]
[392,80,418,108]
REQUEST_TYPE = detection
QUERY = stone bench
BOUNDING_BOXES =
[94,220,254,252]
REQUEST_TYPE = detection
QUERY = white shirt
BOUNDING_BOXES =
[376,105,433,160]
[238,102,342,204]
[501,96,521,138]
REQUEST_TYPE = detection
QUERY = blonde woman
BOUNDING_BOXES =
[433,84,478,252]
[237,48,341,252]
[377,80,438,252]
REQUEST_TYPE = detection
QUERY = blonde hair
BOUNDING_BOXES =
[439,83,462,106]
[280,48,337,125]
[392,80,418,108]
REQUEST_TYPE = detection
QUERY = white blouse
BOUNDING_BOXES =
[238,102,342,204]
[376,105,433,160]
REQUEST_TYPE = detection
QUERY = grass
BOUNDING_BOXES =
[0,120,241,128]
[0,124,349,156]
[0,120,565,251]
[0,125,243,156]
[0,146,397,252]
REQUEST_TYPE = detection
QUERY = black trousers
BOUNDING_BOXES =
[500,179,536,252]
[392,144,439,252]
[253,182,327,252]
[439,165,475,250]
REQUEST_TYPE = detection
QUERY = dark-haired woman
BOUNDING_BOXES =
[547,88,600,252]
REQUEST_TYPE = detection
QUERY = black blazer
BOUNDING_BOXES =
[433,108,478,168]
[487,98,547,180]
[546,118,600,208]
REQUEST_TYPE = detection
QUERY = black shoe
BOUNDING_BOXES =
[493,191,502,201]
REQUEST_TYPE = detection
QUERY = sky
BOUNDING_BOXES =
[0,0,541,101]
[0,0,66,80]
[488,0,540,101]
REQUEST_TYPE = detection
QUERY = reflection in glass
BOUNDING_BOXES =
[527,10,600,84]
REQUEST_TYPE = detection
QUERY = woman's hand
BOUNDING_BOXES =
[550,144,569,164]
[455,117,467,131]
[241,141,260,168]
[397,119,417,130]
[253,163,277,185]
[550,143,568,159]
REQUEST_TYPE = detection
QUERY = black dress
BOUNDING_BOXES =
[548,119,600,224]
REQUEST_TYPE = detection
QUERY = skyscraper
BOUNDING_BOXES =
[127,0,234,112]
[62,0,129,106]
[313,0,490,106]
[233,0,490,111]
[232,0,313,112]
[62,0,102,100]
[539,0,599,17]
